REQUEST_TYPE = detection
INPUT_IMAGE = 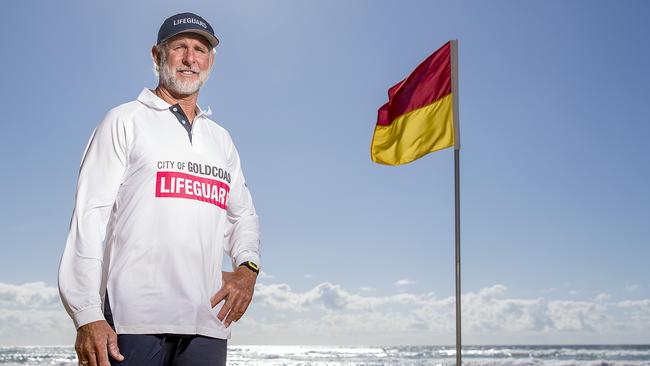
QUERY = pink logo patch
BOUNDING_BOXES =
[155,171,229,209]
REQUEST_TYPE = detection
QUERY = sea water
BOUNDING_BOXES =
[1,344,648,365]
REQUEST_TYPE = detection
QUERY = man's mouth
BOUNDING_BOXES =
[177,69,199,75]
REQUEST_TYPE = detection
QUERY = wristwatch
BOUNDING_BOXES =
[239,261,259,274]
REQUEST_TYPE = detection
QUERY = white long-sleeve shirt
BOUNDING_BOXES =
[58,88,260,339]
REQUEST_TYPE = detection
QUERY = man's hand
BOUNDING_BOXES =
[74,320,124,366]
[211,267,257,327]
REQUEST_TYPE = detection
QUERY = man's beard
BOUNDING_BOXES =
[158,52,211,96]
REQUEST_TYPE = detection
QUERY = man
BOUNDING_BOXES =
[58,12,261,366]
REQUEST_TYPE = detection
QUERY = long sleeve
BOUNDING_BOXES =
[223,139,261,270]
[58,110,128,329]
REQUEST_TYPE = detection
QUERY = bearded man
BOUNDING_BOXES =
[58,12,261,366]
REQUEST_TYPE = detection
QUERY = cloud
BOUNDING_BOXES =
[254,282,431,313]
[394,278,415,287]
[359,286,376,292]
[303,274,313,279]
[546,300,610,332]
[624,284,640,292]
[595,293,611,302]
[0,282,75,346]
[257,271,274,279]
[2,281,650,346]
[617,299,650,318]
[0,282,60,309]
[243,282,650,345]
[459,284,553,332]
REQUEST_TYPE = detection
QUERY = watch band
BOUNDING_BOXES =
[239,261,259,274]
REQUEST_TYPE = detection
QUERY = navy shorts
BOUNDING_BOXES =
[108,334,227,366]
[104,293,227,366]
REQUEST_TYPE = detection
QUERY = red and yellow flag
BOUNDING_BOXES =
[371,41,458,165]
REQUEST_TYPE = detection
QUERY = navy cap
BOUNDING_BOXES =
[157,12,219,48]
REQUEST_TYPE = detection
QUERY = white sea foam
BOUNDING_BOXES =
[0,345,649,366]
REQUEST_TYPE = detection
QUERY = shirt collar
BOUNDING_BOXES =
[196,105,212,119]
[137,88,212,117]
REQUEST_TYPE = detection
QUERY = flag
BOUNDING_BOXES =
[371,41,457,165]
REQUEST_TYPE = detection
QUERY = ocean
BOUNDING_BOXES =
[0,345,648,365]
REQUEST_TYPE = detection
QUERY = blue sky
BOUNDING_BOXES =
[0,0,648,345]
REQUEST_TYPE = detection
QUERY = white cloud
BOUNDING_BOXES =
[0,282,75,346]
[254,282,431,313]
[0,282,60,308]
[257,271,274,279]
[2,281,650,346]
[624,284,640,292]
[241,282,650,345]
[595,293,611,302]
[617,299,650,318]
[394,278,415,287]
[459,284,553,332]
[547,300,610,332]
[359,286,376,292]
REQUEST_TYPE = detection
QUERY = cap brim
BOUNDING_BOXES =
[160,29,219,48]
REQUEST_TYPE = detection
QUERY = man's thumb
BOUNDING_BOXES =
[108,338,124,361]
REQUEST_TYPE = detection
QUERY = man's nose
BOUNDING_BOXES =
[183,49,196,65]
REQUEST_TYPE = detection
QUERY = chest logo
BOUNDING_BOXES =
[155,171,230,210]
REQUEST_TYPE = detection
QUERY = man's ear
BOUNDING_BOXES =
[152,46,160,67]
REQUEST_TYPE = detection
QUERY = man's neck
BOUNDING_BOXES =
[154,85,199,123]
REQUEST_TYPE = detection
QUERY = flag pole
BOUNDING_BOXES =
[454,148,461,366]
[450,39,462,366]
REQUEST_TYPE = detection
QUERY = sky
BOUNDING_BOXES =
[0,0,649,346]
